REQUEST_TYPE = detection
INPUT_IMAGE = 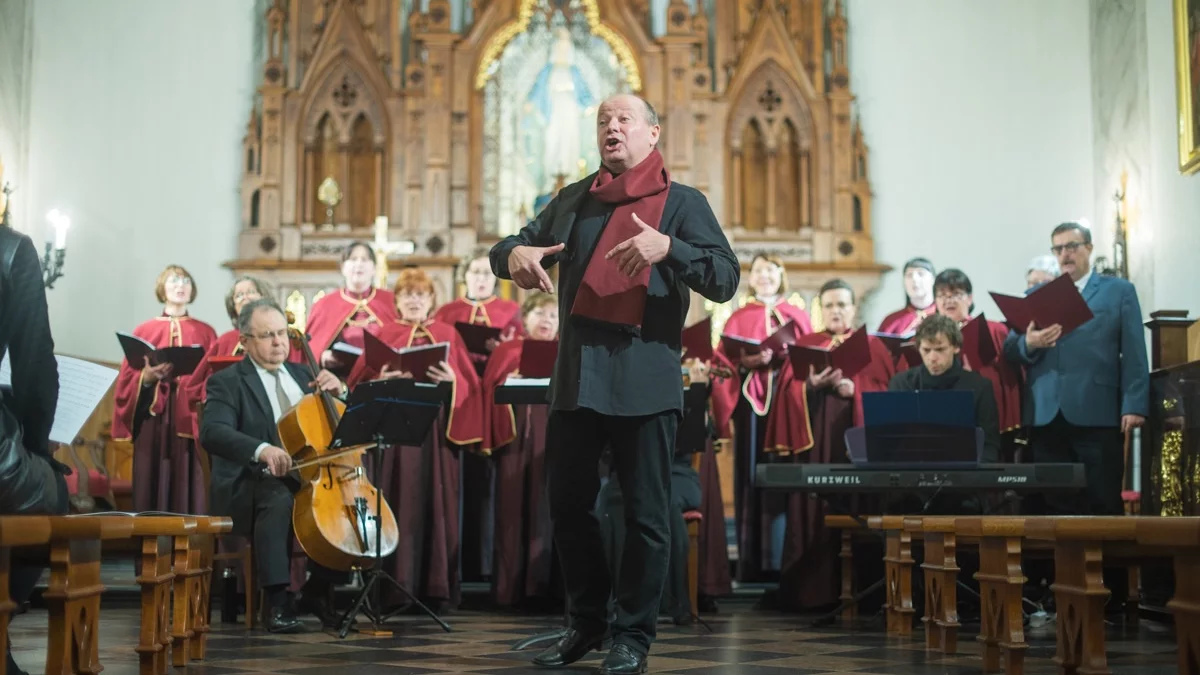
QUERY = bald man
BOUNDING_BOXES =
[490,94,738,674]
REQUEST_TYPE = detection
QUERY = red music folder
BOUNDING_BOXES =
[363,331,450,383]
[681,317,714,363]
[208,355,244,373]
[518,339,558,379]
[787,328,872,379]
[960,313,998,366]
[454,322,503,355]
[116,332,205,376]
[989,273,1094,336]
[720,320,798,360]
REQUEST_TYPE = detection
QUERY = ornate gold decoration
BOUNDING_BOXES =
[1174,0,1200,173]
[1160,429,1183,516]
[475,0,642,91]
[317,175,342,228]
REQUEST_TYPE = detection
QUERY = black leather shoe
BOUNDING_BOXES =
[262,605,304,634]
[297,589,340,628]
[599,644,647,674]
[531,628,605,667]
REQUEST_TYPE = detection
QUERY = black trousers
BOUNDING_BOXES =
[253,476,346,596]
[1028,413,1125,516]
[1026,413,1128,601]
[547,408,677,654]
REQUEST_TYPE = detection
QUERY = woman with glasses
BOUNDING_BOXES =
[111,264,218,514]
[933,268,1024,462]
[346,267,482,613]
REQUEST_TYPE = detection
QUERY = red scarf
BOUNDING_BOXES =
[570,149,671,331]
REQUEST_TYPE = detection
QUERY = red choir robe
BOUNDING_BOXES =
[695,355,738,601]
[111,314,217,515]
[763,328,896,610]
[877,303,934,335]
[347,318,480,606]
[961,318,1024,438]
[718,299,811,582]
[431,296,523,581]
[480,338,557,607]
[306,288,398,358]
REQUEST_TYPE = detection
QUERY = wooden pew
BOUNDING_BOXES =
[0,517,53,675]
[130,516,195,675]
[42,515,137,675]
[868,516,917,636]
[905,516,960,654]
[1133,517,1200,675]
[826,515,865,624]
[175,516,231,665]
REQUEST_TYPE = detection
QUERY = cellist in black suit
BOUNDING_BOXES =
[200,298,346,633]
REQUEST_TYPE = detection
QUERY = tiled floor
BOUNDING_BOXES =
[7,600,1179,674]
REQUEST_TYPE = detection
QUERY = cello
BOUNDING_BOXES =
[276,313,399,571]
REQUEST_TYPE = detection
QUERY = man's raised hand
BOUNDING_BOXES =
[605,212,670,277]
[508,243,565,292]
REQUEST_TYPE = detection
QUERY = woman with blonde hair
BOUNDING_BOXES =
[111,264,217,514]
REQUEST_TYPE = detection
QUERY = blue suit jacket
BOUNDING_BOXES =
[1002,273,1149,428]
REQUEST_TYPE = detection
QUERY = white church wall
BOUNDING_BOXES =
[846,0,1096,327]
[1145,0,1200,316]
[0,0,34,234]
[26,0,259,361]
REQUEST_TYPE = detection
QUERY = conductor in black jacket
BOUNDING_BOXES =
[0,211,69,675]
[490,94,739,674]
[199,298,347,633]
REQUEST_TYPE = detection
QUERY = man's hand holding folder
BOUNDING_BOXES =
[989,274,1093,349]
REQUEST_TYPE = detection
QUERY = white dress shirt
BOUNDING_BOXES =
[1074,267,1093,293]
[252,359,305,461]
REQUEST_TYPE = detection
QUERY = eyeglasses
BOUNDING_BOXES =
[935,291,968,301]
[1050,241,1085,255]
[245,329,288,342]
[167,275,193,286]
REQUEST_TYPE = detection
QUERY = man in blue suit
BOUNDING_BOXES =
[1003,221,1149,516]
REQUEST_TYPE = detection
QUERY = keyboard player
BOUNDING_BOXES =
[887,314,1001,513]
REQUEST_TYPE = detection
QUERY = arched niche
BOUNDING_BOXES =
[298,62,390,228]
[726,60,816,233]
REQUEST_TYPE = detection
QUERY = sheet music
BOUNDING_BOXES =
[505,378,550,386]
[0,353,119,445]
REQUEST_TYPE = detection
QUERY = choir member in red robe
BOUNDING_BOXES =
[877,257,936,334]
[933,268,1024,459]
[111,265,218,514]
[480,291,559,608]
[763,279,896,610]
[347,268,482,610]
[690,353,737,610]
[306,241,397,374]
[716,254,813,582]
[433,248,525,372]
[432,249,524,582]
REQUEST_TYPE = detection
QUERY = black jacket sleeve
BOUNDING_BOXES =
[1,232,58,458]
[489,195,565,280]
[663,190,740,303]
[975,380,1001,464]
[199,373,261,466]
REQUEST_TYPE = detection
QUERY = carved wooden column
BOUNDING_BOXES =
[800,151,811,228]
[730,146,744,231]
[765,147,778,233]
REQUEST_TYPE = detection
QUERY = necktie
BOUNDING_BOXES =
[271,369,292,419]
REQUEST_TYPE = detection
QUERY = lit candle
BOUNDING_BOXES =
[47,209,70,250]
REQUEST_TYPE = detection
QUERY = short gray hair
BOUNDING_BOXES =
[1027,254,1060,276]
[641,97,659,126]
[237,297,285,335]
[1051,221,1092,245]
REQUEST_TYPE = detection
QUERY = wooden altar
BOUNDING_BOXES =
[225,0,886,329]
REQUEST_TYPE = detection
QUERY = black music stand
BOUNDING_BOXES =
[330,378,453,638]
